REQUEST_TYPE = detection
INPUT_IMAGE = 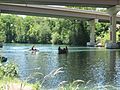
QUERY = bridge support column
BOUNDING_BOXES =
[87,19,96,47]
[106,5,120,49]
[110,14,116,43]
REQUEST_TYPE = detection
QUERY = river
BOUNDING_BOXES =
[0,43,120,89]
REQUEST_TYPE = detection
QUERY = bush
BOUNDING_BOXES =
[0,62,18,78]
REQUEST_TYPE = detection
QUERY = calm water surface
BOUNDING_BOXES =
[1,43,120,89]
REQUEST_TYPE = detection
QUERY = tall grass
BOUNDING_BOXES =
[22,67,64,89]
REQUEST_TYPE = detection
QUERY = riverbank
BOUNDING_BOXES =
[0,61,39,90]
[0,77,37,90]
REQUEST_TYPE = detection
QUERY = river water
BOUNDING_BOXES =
[1,43,120,89]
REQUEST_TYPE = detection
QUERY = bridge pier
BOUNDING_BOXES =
[87,19,96,47]
[106,5,120,49]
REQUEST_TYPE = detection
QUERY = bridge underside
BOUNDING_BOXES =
[2,9,120,24]
[0,4,107,20]
[0,4,120,23]
[0,0,120,8]
[1,10,88,20]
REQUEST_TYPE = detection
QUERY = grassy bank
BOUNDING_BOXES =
[0,77,39,90]
[0,61,40,90]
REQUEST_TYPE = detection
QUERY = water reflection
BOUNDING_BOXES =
[1,44,120,89]
[58,51,90,82]
[113,51,120,87]
[108,51,116,86]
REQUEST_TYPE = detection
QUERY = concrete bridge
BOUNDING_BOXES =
[0,3,119,21]
[0,1,120,48]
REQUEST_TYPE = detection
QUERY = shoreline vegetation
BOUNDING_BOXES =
[0,14,120,47]
[0,78,37,90]
[0,14,114,47]
[0,60,39,90]
[0,61,118,90]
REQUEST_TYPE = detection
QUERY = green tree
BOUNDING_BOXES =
[27,17,51,44]
[14,16,25,43]
[0,14,90,46]
[1,15,17,43]
[0,17,5,42]
[23,16,35,43]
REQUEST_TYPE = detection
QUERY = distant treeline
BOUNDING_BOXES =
[0,14,109,46]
